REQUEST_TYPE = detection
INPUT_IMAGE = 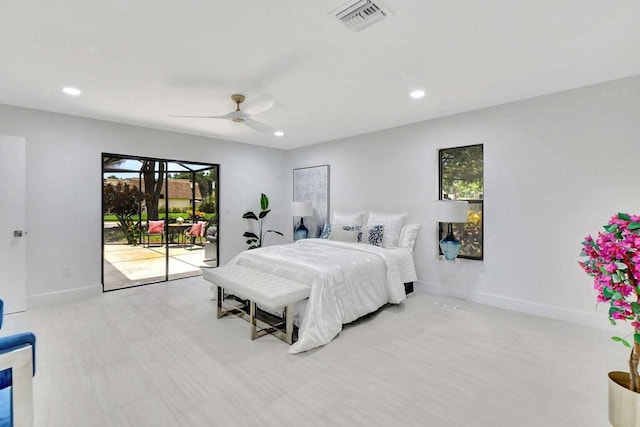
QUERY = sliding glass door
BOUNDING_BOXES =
[102,154,218,291]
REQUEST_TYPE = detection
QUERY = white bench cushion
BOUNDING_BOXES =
[203,265,310,309]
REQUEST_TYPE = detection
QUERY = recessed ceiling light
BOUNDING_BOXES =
[410,89,425,99]
[274,131,284,137]
[62,87,82,96]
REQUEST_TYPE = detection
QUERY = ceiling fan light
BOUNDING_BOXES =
[274,131,284,137]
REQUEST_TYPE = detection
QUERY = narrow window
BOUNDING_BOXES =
[438,144,484,260]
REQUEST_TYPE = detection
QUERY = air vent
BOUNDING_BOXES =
[330,0,392,32]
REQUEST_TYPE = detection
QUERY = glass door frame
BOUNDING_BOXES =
[102,152,219,292]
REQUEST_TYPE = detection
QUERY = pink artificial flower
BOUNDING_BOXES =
[580,213,640,327]
[612,311,628,321]
[605,263,618,273]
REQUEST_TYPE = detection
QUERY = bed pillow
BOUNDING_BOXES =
[319,224,332,239]
[329,227,359,242]
[366,211,407,248]
[397,224,421,252]
[358,224,384,246]
[332,211,367,227]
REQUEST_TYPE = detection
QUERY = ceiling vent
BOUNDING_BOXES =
[330,0,392,32]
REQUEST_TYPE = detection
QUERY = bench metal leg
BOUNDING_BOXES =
[216,286,223,319]
[250,301,257,340]
[285,304,293,345]
[216,285,297,344]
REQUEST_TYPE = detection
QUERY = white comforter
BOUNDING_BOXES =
[227,239,407,353]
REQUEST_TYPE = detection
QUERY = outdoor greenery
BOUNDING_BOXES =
[172,169,216,199]
[199,193,217,213]
[103,212,207,222]
[439,144,484,259]
[449,203,483,258]
[141,160,165,220]
[242,193,283,249]
[440,144,483,199]
[103,181,143,245]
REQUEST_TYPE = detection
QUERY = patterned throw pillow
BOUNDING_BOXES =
[358,224,384,246]
[366,211,407,248]
[319,224,332,239]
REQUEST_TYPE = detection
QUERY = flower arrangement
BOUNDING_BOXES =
[579,213,640,392]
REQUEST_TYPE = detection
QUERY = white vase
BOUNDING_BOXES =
[609,371,640,426]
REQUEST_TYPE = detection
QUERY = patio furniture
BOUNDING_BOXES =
[167,223,192,246]
[145,220,165,247]
[204,225,217,261]
[185,221,208,248]
[0,299,36,427]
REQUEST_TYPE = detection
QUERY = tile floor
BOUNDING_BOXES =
[2,277,622,426]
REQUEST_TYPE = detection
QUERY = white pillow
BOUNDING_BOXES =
[359,224,384,246]
[366,211,407,248]
[329,227,359,242]
[397,224,421,252]
[332,211,367,226]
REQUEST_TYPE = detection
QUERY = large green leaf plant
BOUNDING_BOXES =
[242,193,283,249]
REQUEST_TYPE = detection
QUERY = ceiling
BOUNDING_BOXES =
[1,1,639,150]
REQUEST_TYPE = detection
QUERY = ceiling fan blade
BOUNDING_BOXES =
[244,118,275,133]
[242,95,275,116]
[169,112,234,119]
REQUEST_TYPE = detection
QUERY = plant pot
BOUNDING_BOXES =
[609,371,640,426]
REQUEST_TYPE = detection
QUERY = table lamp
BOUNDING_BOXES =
[436,200,469,260]
[292,201,313,240]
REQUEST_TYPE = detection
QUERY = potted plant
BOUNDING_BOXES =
[579,213,640,426]
[242,193,283,249]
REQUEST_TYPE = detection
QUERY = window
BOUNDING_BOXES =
[439,144,483,260]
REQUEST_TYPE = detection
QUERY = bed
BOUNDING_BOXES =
[224,237,417,354]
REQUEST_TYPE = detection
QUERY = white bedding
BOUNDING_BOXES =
[227,239,410,353]
[388,247,418,283]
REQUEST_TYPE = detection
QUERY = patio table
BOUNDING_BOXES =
[167,223,193,246]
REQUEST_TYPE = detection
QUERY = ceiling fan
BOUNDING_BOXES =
[170,94,276,133]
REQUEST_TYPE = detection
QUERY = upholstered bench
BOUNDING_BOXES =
[202,265,310,344]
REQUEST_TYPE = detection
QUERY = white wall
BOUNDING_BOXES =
[0,104,290,306]
[3,74,639,328]
[286,75,640,329]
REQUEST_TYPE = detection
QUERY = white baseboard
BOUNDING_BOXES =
[27,284,102,309]
[416,280,613,332]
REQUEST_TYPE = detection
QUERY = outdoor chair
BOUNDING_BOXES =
[0,300,36,427]
[145,220,165,247]
[185,221,208,248]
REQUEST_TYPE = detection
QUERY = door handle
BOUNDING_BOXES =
[13,230,23,237]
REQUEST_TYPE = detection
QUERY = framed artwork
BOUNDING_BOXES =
[293,165,330,239]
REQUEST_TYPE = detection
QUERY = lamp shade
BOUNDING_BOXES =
[435,200,469,223]
[292,201,313,217]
